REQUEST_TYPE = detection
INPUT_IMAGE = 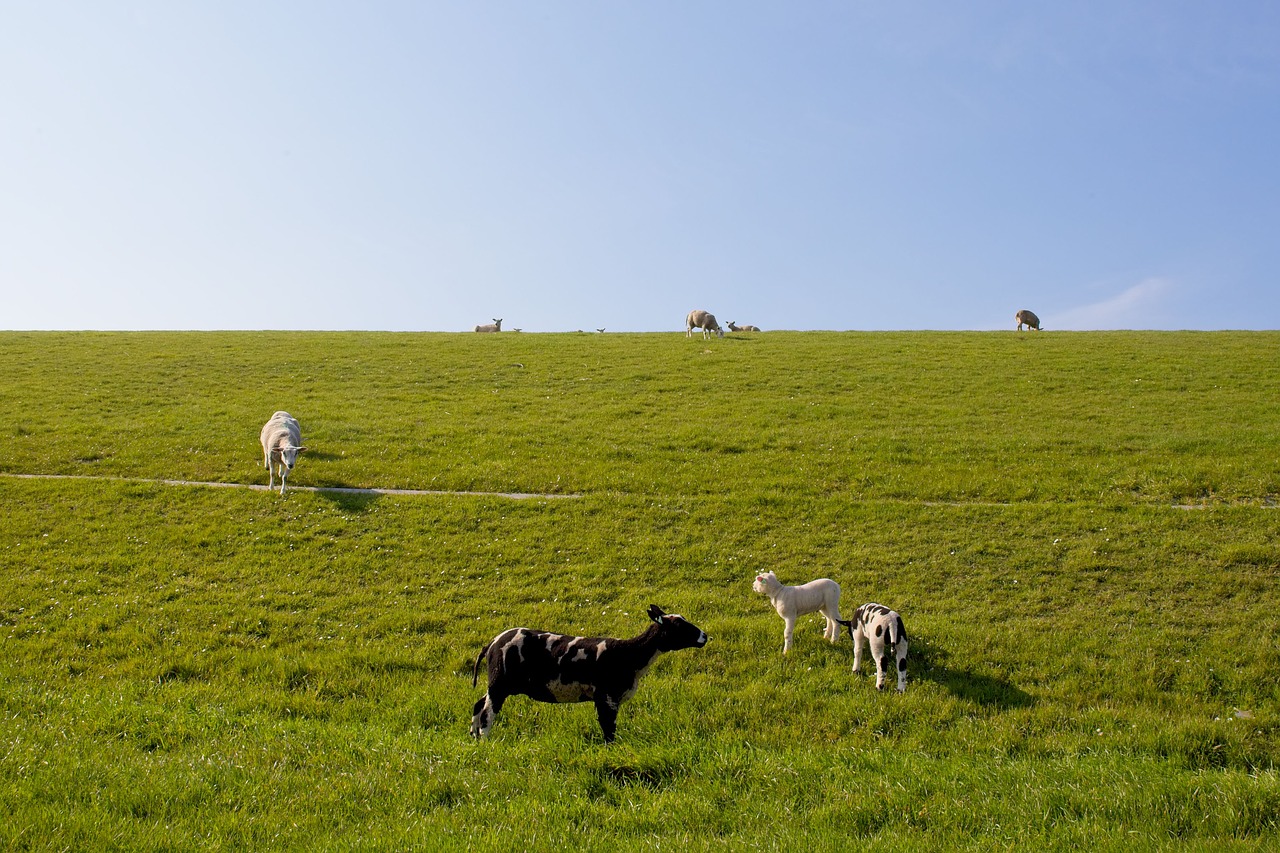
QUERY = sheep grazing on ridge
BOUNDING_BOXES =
[475,318,503,333]
[838,603,909,692]
[1015,309,1041,331]
[727,321,761,332]
[686,309,724,339]
[470,605,709,742]
[259,411,306,496]
[752,571,842,654]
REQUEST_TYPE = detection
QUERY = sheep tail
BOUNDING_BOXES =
[890,616,906,645]
[471,642,490,688]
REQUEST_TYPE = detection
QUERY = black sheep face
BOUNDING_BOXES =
[648,604,708,651]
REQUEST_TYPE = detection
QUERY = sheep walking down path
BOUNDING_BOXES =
[261,411,306,495]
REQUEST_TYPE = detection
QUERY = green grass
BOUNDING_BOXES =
[2,330,1279,850]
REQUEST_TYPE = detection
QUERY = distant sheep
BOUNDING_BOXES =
[727,321,761,332]
[1015,310,1041,331]
[752,571,842,654]
[475,318,503,333]
[686,309,724,339]
[839,603,909,692]
[470,605,709,742]
[260,411,306,495]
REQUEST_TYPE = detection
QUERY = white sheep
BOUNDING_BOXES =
[1015,309,1041,331]
[839,603,909,692]
[752,571,842,654]
[686,309,724,339]
[260,411,306,495]
[475,318,503,333]
[727,321,761,332]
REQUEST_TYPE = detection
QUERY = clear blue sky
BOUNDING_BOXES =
[4,2,1278,331]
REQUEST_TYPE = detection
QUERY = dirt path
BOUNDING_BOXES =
[0,472,579,501]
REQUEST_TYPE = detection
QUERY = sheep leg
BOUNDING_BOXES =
[820,604,841,643]
[595,697,620,742]
[877,651,892,691]
[852,628,864,673]
[782,614,797,654]
[869,635,887,690]
[894,637,909,692]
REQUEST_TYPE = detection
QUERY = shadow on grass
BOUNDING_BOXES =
[311,484,382,512]
[301,450,345,462]
[911,639,1035,709]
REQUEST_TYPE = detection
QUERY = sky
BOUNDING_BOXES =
[3,2,1278,332]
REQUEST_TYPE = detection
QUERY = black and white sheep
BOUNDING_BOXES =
[470,604,708,742]
[838,603,909,692]
[1015,309,1041,331]
[686,309,724,339]
[259,411,306,496]
[475,318,503,333]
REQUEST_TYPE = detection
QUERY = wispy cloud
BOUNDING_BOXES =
[1052,278,1177,330]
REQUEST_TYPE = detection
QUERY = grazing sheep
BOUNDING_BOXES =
[838,603,909,692]
[727,321,761,332]
[470,605,709,742]
[752,571,842,654]
[1015,310,1041,331]
[259,411,306,496]
[686,309,724,339]
[475,318,503,333]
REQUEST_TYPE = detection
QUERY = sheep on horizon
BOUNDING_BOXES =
[1015,310,1041,331]
[475,318,503,333]
[686,309,724,339]
[727,321,760,332]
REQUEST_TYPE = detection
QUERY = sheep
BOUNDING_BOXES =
[727,321,761,332]
[752,571,842,654]
[686,309,724,339]
[838,603,909,692]
[1015,310,1041,331]
[470,604,708,742]
[475,318,503,333]
[259,411,306,495]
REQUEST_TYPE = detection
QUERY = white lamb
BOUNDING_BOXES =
[260,411,306,495]
[752,571,842,654]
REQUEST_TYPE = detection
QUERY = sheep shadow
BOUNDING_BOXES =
[300,450,344,462]
[311,485,382,513]
[909,639,1035,709]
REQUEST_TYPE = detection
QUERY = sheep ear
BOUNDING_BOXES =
[296,446,308,453]
[647,604,666,622]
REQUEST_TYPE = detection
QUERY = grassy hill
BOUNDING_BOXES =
[2,330,1278,850]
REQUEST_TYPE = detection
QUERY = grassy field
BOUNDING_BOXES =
[2,330,1279,850]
